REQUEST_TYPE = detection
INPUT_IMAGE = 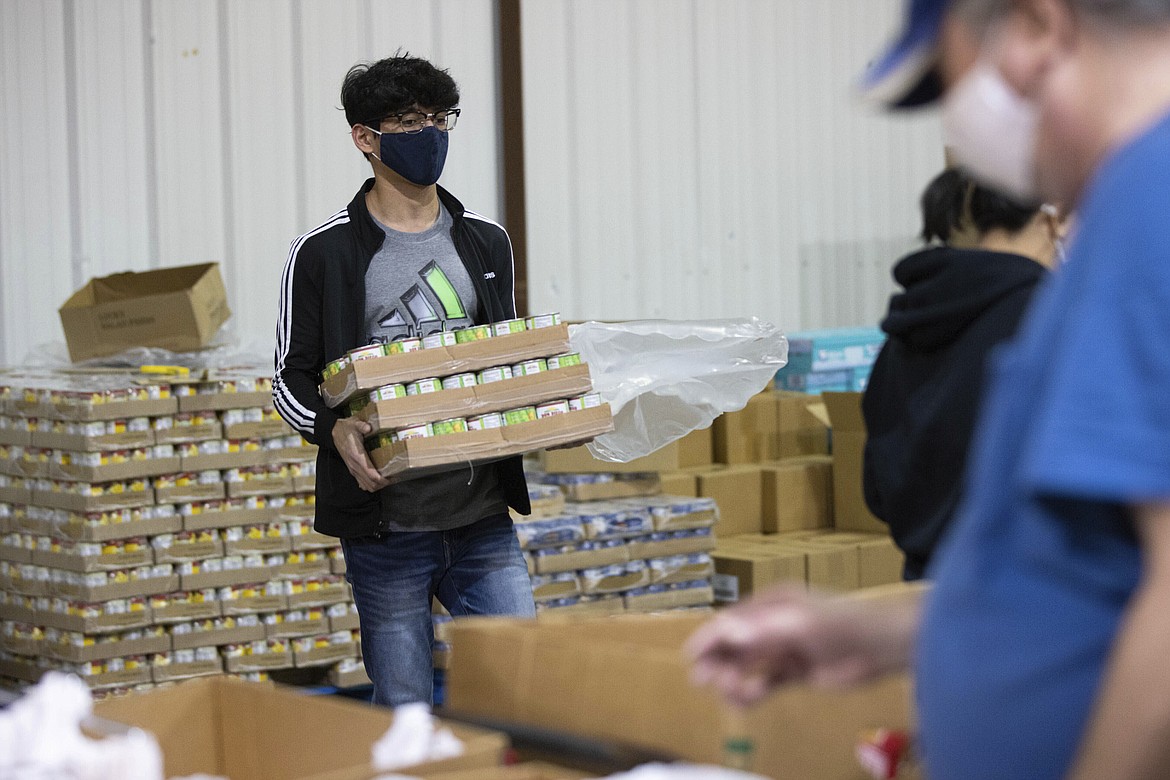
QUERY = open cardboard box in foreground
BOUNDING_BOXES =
[92,676,508,780]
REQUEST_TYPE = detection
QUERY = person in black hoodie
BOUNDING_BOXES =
[862,168,1066,580]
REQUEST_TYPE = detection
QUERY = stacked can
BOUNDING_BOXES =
[454,325,492,343]
[546,352,581,370]
[422,331,457,349]
[492,318,527,337]
[386,338,422,355]
[525,312,561,330]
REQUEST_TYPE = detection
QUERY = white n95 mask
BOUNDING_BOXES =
[942,60,1041,203]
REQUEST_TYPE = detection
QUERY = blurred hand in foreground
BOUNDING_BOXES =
[684,584,923,708]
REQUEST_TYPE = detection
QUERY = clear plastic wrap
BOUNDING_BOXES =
[568,317,787,462]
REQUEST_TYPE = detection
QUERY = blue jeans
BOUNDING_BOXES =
[340,512,536,707]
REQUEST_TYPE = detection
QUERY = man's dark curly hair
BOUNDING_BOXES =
[340,52,459,128]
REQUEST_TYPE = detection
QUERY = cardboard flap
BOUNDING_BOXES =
[89,263,218,301]
[820,391,866,432]
[803,401,831,428]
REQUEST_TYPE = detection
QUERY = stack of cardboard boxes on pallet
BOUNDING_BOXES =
[0,370,362,694]
[705,388,905,598]
[542,385,904,605]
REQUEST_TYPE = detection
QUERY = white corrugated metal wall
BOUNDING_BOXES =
[0,0,501,366]
[0,1,945,368]
[520,0,945,334]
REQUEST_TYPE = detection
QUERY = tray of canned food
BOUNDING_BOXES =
[366,396,613,481]
[318,314,569,407]
[351,357,594,434]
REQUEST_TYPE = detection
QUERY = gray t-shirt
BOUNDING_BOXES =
[366,204,508,532]
[366,204,478,340]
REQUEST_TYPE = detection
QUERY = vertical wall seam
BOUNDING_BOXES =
[564,0,580,317]
[291,0,306,232]
[142,0,160,268]
[216,0,237,320]
[62,0,84,290]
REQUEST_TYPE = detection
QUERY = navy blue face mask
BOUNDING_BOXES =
[366,125,449,186]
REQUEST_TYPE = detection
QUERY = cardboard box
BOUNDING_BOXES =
[760,455,833,533]
[676,426,713,468]
[92,676,509,779]
[448,614,912,780]
[657,471,697,497]
[818,393,885,533]
[696,466,763,537]
[721,531,902,593]
[713,392,777,464]
[857,535,905,588]
[171,622,265,651]
[59,263,230,362]
[712,546,807,602]
[775,391,831,458]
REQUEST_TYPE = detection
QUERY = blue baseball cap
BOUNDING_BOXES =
[861,0,953,108]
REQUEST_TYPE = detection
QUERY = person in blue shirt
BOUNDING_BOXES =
[686,1,1170,778]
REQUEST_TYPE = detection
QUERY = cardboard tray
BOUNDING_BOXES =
[49,453,182,484]
[623,585,714,613]
[369,404,613,481]
[29,513,182,543]
[224,649,294,673]
[32,545,153,573]
[171,622,266,651]
[31,429,156,451]
[46,632,171,664]
[155,481,227,504]
[153,421,224,445]
[152,658,225,683]
[357,364,594,434]
[49,574,180,603]
[222,419,294,440]
[320,324,573,408]
[177,390,273,413]
[531,544,630,575]
[30,488,156,513]
[151,599,223,624]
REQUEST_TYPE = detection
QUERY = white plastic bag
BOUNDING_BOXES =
[568,318,787,462]
[0,672,165,780]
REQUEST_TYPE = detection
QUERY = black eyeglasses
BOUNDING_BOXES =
[376,109,461,134]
